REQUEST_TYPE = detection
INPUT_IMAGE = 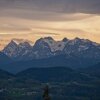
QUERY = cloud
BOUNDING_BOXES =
[0,0,100,49]
[0,24,31,32]
[0,12,100,35]
[0,0,100,14]
[0,8,95,22]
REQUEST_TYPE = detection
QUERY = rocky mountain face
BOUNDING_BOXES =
[3,39,33,60]
[0,51,11,64]
[2,37,100,72]
[3,37,69,60]
[3,37,100,60]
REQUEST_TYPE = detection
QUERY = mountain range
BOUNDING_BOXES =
[0,37,100,100]
[0,37,100,73]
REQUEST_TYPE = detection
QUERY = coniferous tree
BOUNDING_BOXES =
[43,85,51,100]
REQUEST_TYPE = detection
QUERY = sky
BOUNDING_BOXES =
[0,0,100,50]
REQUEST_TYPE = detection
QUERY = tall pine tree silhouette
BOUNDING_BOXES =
[43,85,51,100]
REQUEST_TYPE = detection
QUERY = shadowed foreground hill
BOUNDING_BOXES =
[16,67,95,83]
[0,55,68,73]
[1,54,100,74]
[0,67,100,100]
[0,69,13,79]
[80,62,100,78]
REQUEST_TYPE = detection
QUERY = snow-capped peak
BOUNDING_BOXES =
[41,37,69,52]
[12,38,33,46]
[68,38,90,45]
[62,38,68,42]
[3,37,100,61]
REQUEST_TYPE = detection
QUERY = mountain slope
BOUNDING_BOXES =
[1,55,68,73]
[0,69,13,79]
[3,39,33,60]
[2,54,100,74]
[17,67,94,82]
[80,62,100,78]
[0,52,11,64]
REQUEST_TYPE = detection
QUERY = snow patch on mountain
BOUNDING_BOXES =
[12,39,34,46]
[2,37,100,61]
[42,37,69,52]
